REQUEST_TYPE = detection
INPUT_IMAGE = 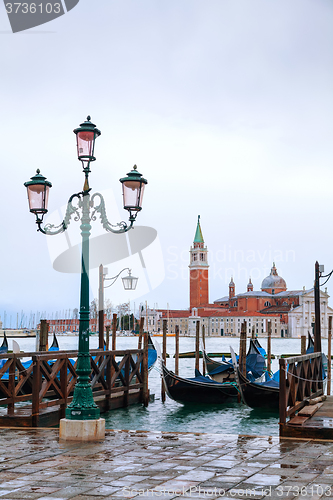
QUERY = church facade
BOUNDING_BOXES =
[151,217,333,338]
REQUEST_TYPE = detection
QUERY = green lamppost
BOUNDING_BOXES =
[24,116,147,422]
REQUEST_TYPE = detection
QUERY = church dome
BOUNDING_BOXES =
[261,263,287,292]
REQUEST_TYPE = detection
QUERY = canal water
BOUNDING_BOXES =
[8,335,331,437]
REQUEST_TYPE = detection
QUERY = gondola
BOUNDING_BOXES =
[236,365,279,410]
[230,347,279,410]
[49,333,59,351]
[161,362,239,404]
[0,333,8,353]
[202,350,234,382]
[148,333,157,372]
[306,331,314,354]
[204,339,265,383]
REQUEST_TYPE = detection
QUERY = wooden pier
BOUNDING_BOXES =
[0,348,147,427]
[279,352,333,439]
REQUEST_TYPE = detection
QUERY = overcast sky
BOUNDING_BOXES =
[0,0,333,326]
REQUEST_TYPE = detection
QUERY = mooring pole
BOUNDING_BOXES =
[105,325,110,351]
[328,316,332,396]
[112,313,117,351]
[98,264,104,349]
[162,319,167,402]
[267,320,272,375]
[39,319,48,352]
[252,325,255,339]
[314,261,322,353]
[138,317,144,350]
[202,324,206,375]
[240,321,247,375]
[142,323,149,407]
[195,320,200,373]
[175,324,179,376]
[301,335,306,355]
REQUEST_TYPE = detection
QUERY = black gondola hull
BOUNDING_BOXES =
[238,369,279,410]
[162,364,239,405]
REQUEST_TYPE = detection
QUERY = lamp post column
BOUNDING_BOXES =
[66,190,100,420]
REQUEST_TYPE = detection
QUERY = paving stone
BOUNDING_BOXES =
[2,429,333,500]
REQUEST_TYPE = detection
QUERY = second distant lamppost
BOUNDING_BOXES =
[24,116,147,420]
[98,266,138,349]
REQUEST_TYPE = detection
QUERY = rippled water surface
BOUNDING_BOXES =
[11,335,332,437]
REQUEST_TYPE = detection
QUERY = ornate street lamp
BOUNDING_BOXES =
[24,116,147,425]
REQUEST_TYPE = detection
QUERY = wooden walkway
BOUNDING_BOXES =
[280,395,333,440]
[279,352,333,439]
[0,346,149,427]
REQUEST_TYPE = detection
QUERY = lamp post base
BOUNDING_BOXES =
[66,406,100,420]
[59,418,105,441]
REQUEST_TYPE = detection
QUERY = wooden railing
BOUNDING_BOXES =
[279,352,323,426]
[0,349,146,426]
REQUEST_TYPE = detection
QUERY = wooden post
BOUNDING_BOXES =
[98,264,104,350]
[8,355,15,415]
[328,316,332,396]
[138,317,144,350]
[105,351,111,411]
[112,313,117,351]
[39,320,48,351]
[175,325,179,376]
[194,320,200,372]
[279,358,287,425]
[252,326,255,339]
[301,335,306,355]
[123,354,130,407]
[142,325,149,407]
[60,356,68,419]
[162,319,167,402]
[105,325,110,351]
[239,321,247,375]
[267,320,272,375]
[202,324,206,375]
[314,261,322,353]
[32,355,41,427]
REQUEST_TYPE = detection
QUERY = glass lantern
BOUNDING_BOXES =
[122,270,138,290]
[73,116,101,168]
[24,169,52,218]
[119,165,147,215]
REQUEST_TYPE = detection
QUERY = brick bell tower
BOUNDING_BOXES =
[189,215,209,309]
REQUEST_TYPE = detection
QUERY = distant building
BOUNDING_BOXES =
[150,217,333,338]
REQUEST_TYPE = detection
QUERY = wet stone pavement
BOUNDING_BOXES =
[0,429,333,499]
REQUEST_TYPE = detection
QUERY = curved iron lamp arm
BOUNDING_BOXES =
[90,192,134,234]
[320,270,333,287]
[37,192,83,235]
[104,267,131,289]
